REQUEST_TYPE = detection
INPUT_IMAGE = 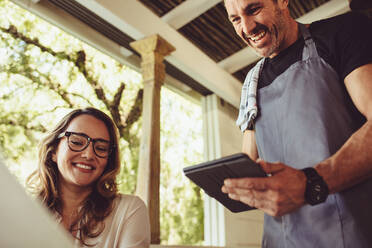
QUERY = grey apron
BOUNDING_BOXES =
[254,23,372,248]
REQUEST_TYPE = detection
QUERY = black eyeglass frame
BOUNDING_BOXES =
[58,131,113,158]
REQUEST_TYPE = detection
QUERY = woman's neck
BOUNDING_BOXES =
[58,181,92,230]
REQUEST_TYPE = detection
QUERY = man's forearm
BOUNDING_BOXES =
[242,130,258,160]
[315,120,372,194]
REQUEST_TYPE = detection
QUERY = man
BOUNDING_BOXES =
[221,0,372,247]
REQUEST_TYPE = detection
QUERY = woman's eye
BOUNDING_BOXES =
[71,140,84,146]
[96,146,108,152]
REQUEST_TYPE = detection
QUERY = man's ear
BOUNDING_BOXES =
[278,0,289,9]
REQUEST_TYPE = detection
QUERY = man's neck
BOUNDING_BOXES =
[269,19,301,59]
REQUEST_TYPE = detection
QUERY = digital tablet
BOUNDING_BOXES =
[183,153,267,213]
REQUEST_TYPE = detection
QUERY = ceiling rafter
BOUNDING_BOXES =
[161,0,222,29]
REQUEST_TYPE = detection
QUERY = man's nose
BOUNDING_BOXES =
[241,16,256,35]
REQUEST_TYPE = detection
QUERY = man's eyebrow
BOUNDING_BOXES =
[244,2,261,12]
[228,13,238,19]
[228,2,261,19]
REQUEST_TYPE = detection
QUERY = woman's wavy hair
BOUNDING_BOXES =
[27,107,121,246]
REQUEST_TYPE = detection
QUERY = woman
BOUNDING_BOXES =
[27,107,150,247]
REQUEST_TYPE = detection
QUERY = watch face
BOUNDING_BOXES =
[309,183,327,204]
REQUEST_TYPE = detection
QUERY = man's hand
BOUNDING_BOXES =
[222,160,307,217]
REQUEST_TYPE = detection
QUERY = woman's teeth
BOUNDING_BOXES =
[75,163,93,170]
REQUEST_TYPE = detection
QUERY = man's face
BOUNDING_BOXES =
[225,0,290,58]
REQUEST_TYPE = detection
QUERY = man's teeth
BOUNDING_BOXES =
[75,163,93,170]
[250,31,266,42]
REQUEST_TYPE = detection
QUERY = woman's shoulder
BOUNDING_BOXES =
[113,194,147,212]
[97,196,150,247]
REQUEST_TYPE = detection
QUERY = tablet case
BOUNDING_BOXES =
[183,153,267,213]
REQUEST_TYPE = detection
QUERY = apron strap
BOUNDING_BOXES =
[298,22,319,60]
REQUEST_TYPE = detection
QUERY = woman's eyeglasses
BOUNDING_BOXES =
[58,131,112,158]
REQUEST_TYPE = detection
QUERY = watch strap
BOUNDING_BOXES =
[302,167,323,182]
[302,167,329,205]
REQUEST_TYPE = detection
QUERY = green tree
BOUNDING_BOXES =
[160,88,204,245]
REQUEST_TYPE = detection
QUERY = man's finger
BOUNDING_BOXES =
[224,177,269,191]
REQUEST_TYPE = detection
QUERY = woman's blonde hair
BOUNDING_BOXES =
[27,107,121,246]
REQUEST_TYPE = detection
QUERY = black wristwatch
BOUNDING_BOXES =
[302,167,329,206]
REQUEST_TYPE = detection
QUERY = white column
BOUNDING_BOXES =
[202,94,225,246]
[201,94,264,248]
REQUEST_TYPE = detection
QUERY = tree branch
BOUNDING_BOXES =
[110,83,126,133]
[0,25,72,61]
[1,24,144,142]
[0,116,47,133]
[125,89,143,129]
[1,24,110,108]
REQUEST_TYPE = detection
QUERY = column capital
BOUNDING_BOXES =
[130,34,175,57]
[130,34,175,85]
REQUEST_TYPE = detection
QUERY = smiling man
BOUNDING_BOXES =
[227,0,296,57]
[222,0,372,247]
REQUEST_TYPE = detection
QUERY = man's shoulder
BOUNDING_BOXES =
[308,12,372,81]
[310,12,371,35]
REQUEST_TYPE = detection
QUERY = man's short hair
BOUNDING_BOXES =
[224,0,278,5]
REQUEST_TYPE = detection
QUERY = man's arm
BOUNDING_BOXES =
[223,63,372,217]
[242,130,258,160]
[315,63,372,193]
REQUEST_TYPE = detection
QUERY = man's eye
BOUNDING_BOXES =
[247,7,260,15]
[231,17,240,23]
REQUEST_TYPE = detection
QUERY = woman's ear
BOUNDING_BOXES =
[52,152,57,163]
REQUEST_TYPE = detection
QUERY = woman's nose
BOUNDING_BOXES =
[81,142,95,159]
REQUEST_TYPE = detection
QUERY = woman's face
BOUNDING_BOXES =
[53,114,110,190]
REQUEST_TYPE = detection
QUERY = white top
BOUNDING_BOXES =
[69,194,151,248]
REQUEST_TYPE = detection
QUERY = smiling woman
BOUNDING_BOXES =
[26,107,150,248]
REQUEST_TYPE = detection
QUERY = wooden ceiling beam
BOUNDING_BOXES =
[218,47,259,74]
[219,0,350,74]
[161,0,222,29]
